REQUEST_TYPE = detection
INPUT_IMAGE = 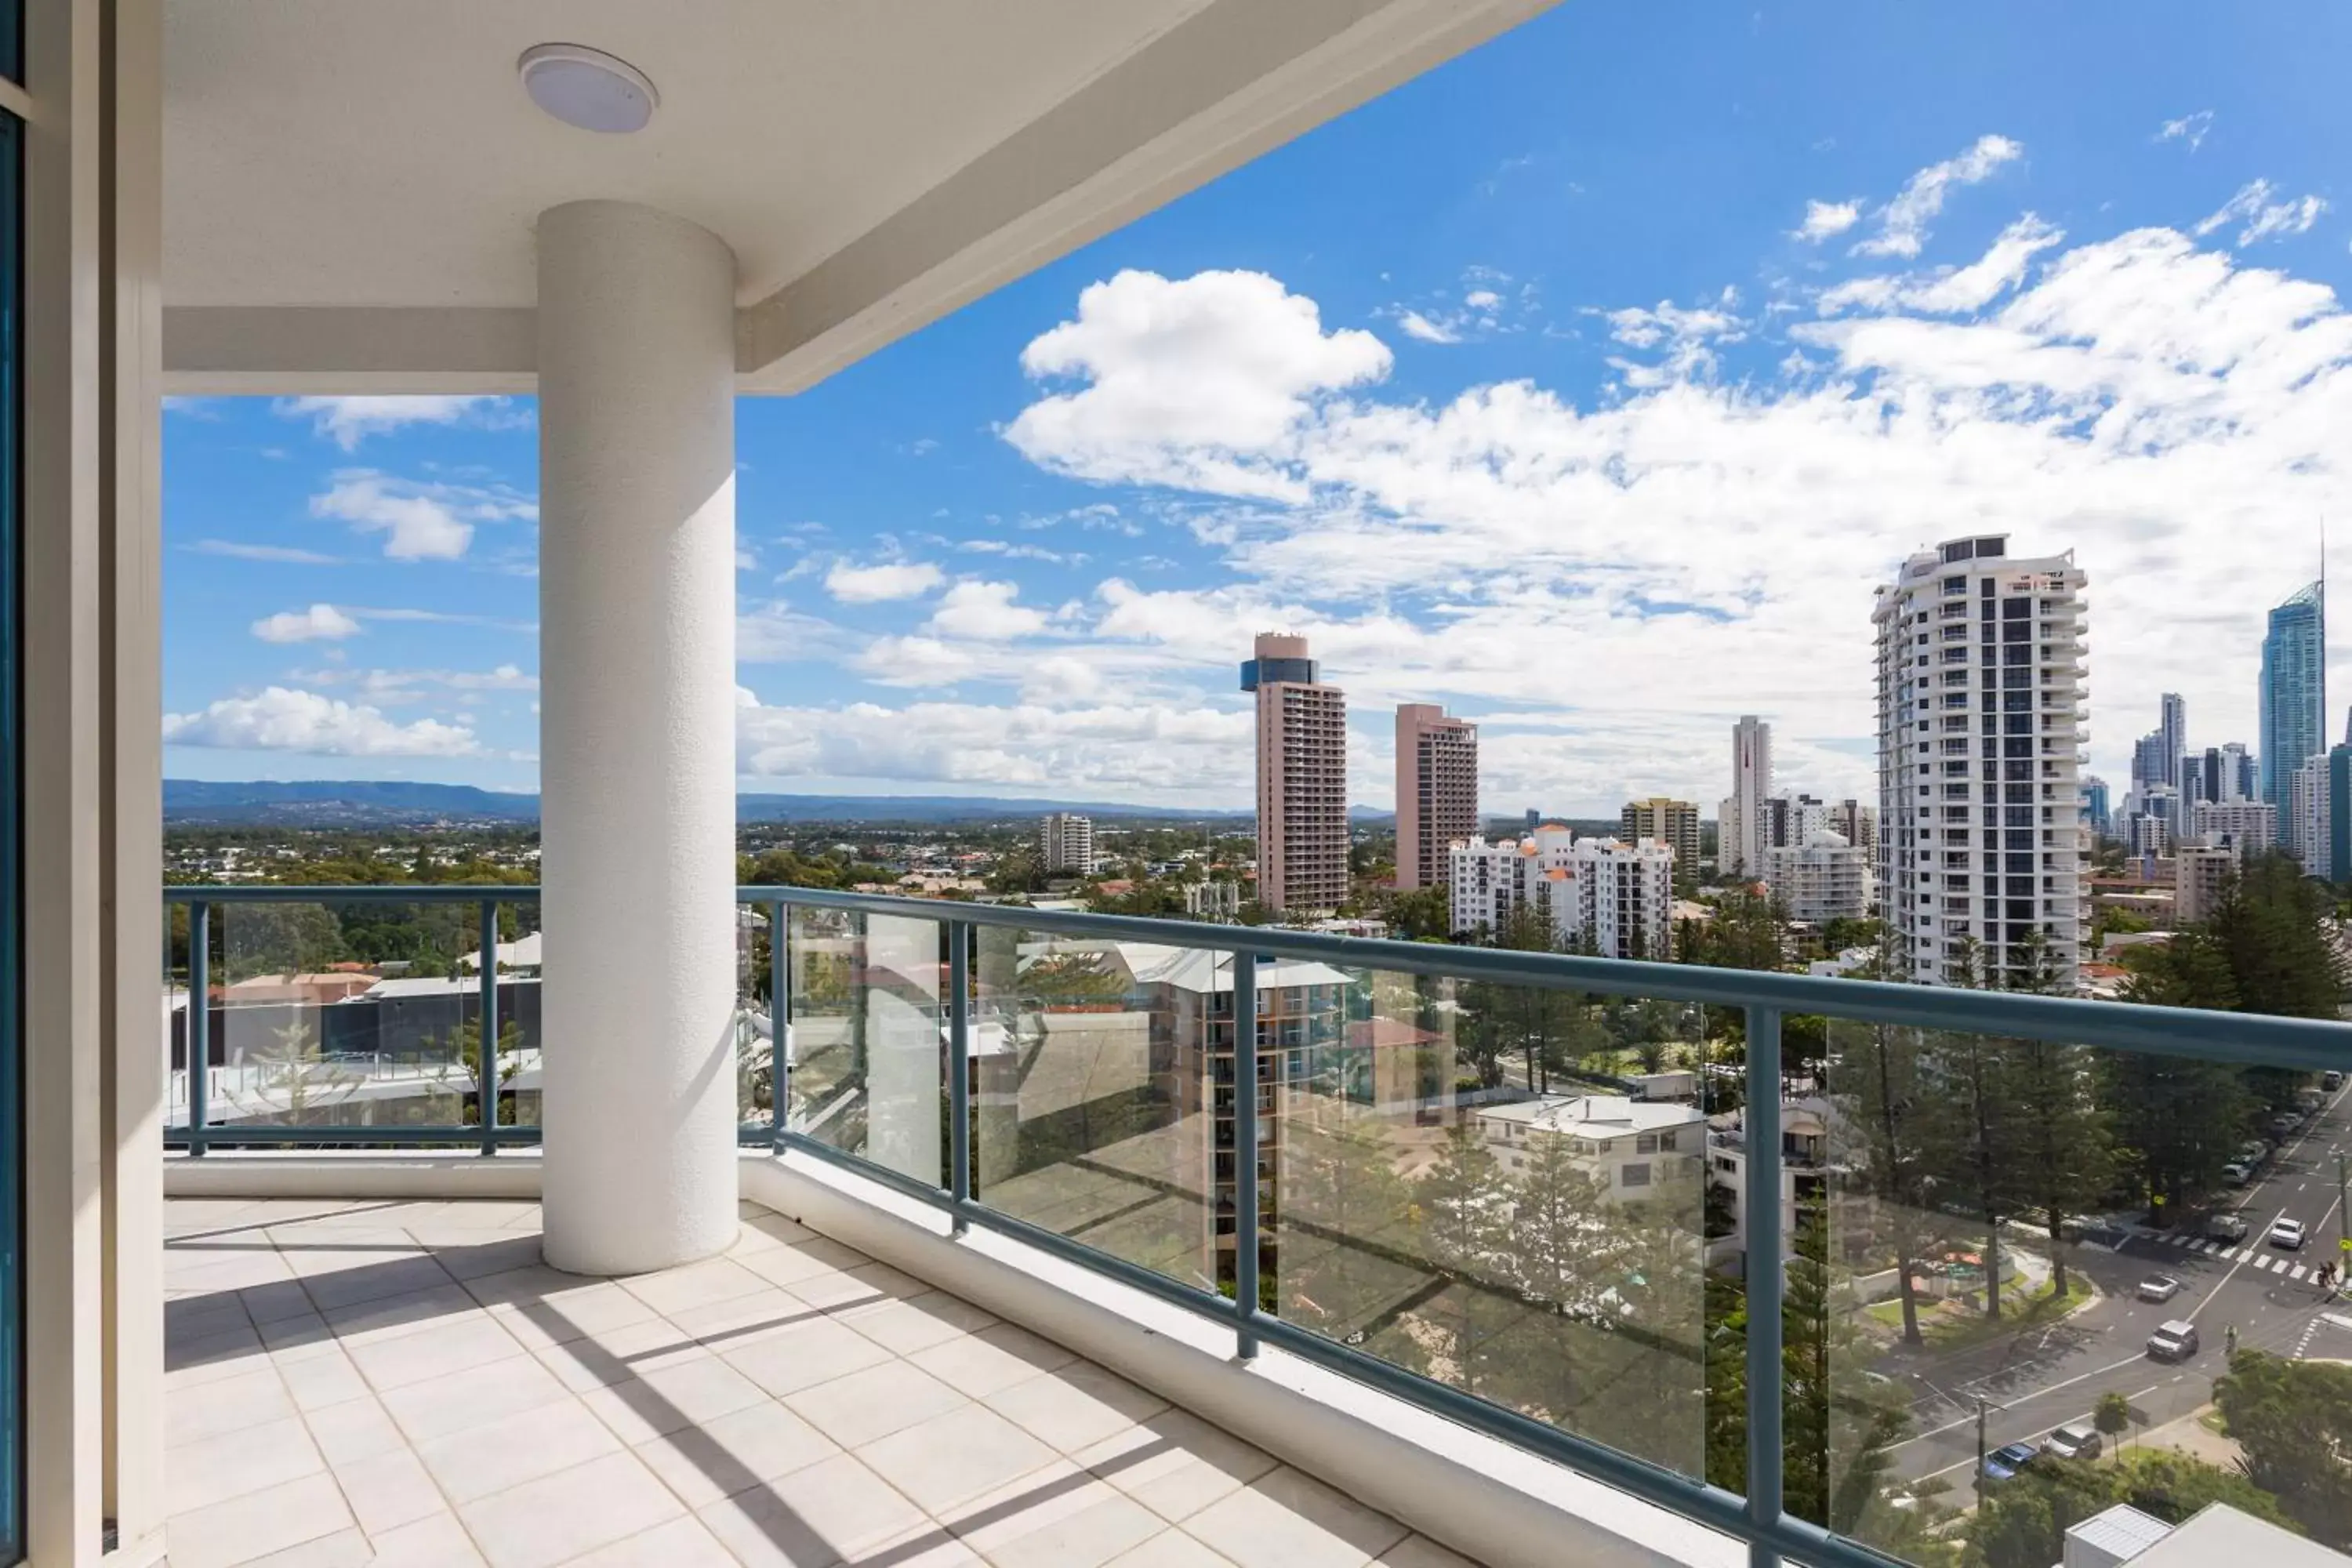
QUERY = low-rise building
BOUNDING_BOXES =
[1472,1094,1703,1200]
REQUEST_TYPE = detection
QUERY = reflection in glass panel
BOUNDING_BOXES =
[195,898,535,1138]
[1809,1018,2308,1566]
[968,929,1219,1291]
[785,908,942,1187]
[735,903,777,1132]
[1275,965,1708,1479]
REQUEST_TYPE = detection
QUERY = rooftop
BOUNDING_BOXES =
[1474,1095,1704,1138]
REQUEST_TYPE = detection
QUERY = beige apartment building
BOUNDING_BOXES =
[1396,703,1480,892]
[1245,633,1350,914]
[1621,797,1701,879]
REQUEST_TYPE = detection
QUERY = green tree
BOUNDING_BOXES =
[1411,1123,1514,1396]
[2215,1351,2352,1548]
[2092,1391,2130,1455]
[2000,930,2111,1300]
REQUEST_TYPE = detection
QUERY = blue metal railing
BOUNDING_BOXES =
[159,883,2352,1568]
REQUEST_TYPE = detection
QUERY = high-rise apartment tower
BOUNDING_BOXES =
[2260,580,2325,818]
[1621,797,1701,877]
[1723,716,1773,878]
[1243,633,1349,914]
[1038,812,1094,875]
[1394,704,1479,893]
[1873,535,2089,989]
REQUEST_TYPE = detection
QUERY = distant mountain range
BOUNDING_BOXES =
[164,779,1403,828]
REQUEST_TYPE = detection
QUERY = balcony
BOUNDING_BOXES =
[151,884,2352,1568]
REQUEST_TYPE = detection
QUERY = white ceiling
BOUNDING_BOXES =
[161,0,1555,391]
[165,0,1212,309]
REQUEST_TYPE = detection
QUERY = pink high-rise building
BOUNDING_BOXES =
[1243,633,1349,914]
[1394,704,1479,892]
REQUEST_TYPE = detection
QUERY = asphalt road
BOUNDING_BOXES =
[1880,1076,2352,1490]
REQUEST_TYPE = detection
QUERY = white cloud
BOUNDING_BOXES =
[823,559,945,603]
[1397,310,1461,344]
[292,664,539,704]
[277,396,518,450]
[1004,268,1392,501]
[251,603,362,643]
[308,471,535,562]
[2194,179,2328,247]
[1792,199,1860,242]
[162,688,479,757]
[850,636,980,688]
[738,695,1250,798]
[989,231,2352,809]
[1599,296,1747,386]
[1820,215,2064,316]
[2156,111,2214,153]
[192,539,341,565]
[739,600,854,663]
[1853,133,2024,258]
[925,579,1051,641]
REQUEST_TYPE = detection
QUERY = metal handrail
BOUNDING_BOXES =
[160,880,2352,1568]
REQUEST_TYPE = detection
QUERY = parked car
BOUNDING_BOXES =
[2207,1213,2249,1243]
[2223,1163,2251,1186]
[2325,1069,2344,1092]
[1982,1442,2040,1481]
[2271,1218,2307,1250]
[2042,1421,2103,1462]
[2137,1275,2183,1303]
[2270,1112,2304,1138]
[2147,1320,2200,1361]
[2241,1139,2272,1163]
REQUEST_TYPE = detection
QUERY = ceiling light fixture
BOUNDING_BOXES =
[518,43,658,135]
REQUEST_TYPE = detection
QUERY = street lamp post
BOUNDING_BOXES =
[1974,1396,1989,1508]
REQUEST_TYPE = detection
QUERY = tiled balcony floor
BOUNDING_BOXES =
[162,1197,1468,1568]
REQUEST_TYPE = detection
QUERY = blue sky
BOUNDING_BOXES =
[162,3,2352,811]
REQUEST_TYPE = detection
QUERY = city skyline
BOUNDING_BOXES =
[154,8,2352,815]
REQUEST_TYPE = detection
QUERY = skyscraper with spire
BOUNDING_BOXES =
[2259,580,2325,819]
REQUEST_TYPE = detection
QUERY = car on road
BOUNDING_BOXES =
[2147,1319,2200,1361]
[2208,1213,2250,1243]
[2326,1069,2344,1092]
[2137,1275,2183,1303]
[2272,1218,2308,1250]
[2223,1163,2252,1186]
[2042,1421,2103,1462]
[1981,1442,2040,1481]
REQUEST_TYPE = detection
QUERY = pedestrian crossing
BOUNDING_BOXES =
[2147,1233,2333,1279]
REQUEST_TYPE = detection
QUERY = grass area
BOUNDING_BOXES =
[1864,1272,2096,1351]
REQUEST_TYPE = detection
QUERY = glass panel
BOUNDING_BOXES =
[1813,1020,2337,1565]
[201,898,510,1142]
[1273,965,1710,1479]
[785,907,943,1187]
[0,0,16,85]
[735,902,779,1135]
[968,927,1217,1291]
[483,896,538,1130]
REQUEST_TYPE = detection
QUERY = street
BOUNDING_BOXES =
[1881,1075,2352,1489]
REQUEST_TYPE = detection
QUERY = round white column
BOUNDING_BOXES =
[537,200,740,1275]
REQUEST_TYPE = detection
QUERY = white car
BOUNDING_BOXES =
[2270,1218,2307,1250]
[2136,1276,2183,1303]
[2223,1163,2251,1186]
